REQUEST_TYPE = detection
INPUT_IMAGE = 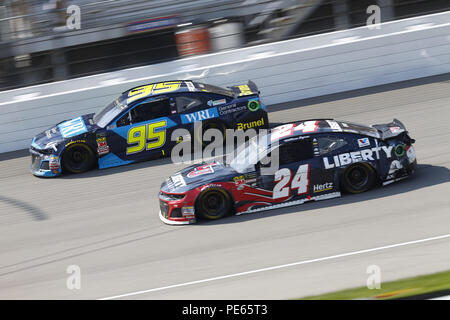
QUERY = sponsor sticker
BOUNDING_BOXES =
[212,99,226,106]
[389,126,402,133]
[96,137,110,155]
[236,117,265,130]
[171,174,186,188]
[180,107,219,124]
[187,162,220,178]
[247,99,260,112]
[185,81,196,92]
[357,137,370,148]
[313,182,333,193]
[58,117,88,138]
[406,145,416,164]
[323,146,393,169]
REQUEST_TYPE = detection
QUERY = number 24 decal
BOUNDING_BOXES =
[127,120,166,155]
[273,164,310,199]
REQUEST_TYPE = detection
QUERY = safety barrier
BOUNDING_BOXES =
[0,11,449,153]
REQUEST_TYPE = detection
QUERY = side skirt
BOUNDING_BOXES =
[236,192,342,215]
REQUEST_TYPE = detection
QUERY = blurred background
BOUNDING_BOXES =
[0,0,449,92]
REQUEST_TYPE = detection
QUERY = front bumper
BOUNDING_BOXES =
[29,148,62,177]
[158,191,197,225]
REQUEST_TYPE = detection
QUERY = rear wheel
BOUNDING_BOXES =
[62,143,95,174]
[341,163,376,194]
[196,188,232,220]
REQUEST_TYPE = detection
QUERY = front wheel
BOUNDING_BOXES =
[196,188,232,220]
[62,143,95,174]
[341,163,376,194]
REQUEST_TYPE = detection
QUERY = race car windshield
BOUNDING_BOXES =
[229,134,270,173]
[93,97,125,128]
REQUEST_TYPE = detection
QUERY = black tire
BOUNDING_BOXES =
[62,143,95,174]
[341,163,376,194]
[195,188,232,220]
[195,121,227,147]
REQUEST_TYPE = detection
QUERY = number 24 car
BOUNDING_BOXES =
[159,118,417,224]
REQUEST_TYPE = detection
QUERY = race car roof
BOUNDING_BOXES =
[270,119,380,143]
[121,80,234,104]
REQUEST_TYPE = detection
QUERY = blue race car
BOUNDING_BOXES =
[30,80,268,177]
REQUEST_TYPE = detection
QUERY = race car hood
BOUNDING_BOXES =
[161,160,238,194]
[31,113,97,151]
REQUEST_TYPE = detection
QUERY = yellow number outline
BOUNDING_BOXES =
[126,120,167,155]
[147,120,166,150]
[237,85,253,96]
[126,81,182,104]
[152,81,181,95]
[126,125,146,155]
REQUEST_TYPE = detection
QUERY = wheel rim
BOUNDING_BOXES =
[66,146,91,171]
[201,191,226,217]
[347,166,369,187]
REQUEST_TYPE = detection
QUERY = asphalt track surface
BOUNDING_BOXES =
[0,74,449,300]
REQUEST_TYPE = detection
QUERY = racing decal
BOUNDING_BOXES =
[247,99,260,112]
[389,126,402,133]
[58,117,87,138]
[394,144,405,157]
[273,164,310,199]
[187,162,220,178]
[96,137,110,155]
[185,81,196,92]
[312,138,320,156]
[171,174,186,188]
[127,81,182,104]
[180,107,219,124]
[49,155,60,172]
[236,117,265,130]
[271,121,318,142]
[237,85,253,96]
[212,99,226,106]
[323,146,393,169]
[126,120,167,155]
[406,145,416,164]
[386,160,403,180]
[357,137,370,148]
[65,140,87,147]
[326,120,341,131]
[237,192,341,215]
[233,175,246,190]
[218,104,246,115]
[45,127,57,139]
[313,182,333,193]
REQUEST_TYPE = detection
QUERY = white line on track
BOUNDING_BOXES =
[99,233,450,300]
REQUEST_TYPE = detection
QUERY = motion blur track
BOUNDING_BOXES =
[0,73,449,299]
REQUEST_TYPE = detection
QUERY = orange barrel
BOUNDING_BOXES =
[175,26,211,57]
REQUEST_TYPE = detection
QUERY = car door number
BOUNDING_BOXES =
[126,120,166,155]
[273,164,310,199]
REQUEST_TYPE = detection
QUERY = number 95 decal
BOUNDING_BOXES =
[127,120,166,155]
[273,164,310,199]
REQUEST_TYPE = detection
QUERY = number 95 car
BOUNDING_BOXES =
[29,80,268,177]
[159,118,416,224]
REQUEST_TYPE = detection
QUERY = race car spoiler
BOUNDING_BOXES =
[229,80,260,98]
[372,118,415,141]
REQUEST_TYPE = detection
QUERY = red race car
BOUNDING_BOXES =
[159,119,416,224]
